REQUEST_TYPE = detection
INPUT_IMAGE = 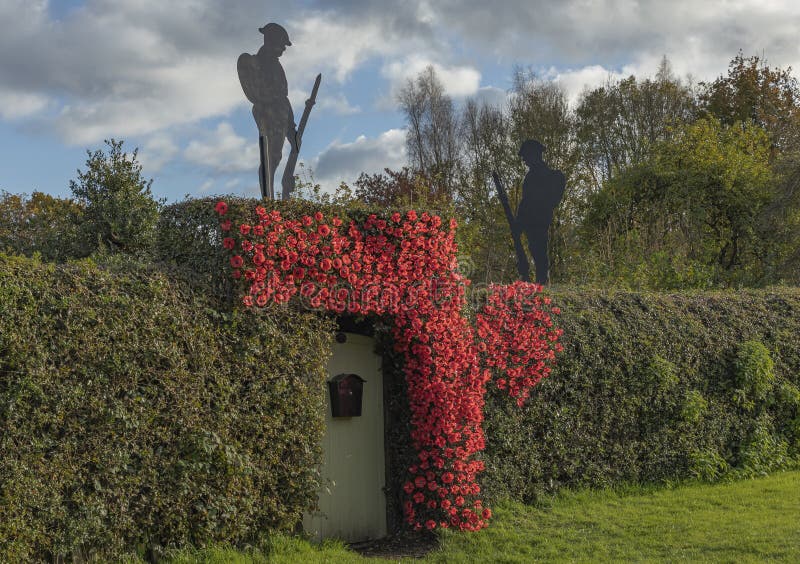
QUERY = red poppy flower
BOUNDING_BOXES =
[215,201,228,215]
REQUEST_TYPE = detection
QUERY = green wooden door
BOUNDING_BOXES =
[303,333,387,542]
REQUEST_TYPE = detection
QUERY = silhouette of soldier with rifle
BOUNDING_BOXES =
[492,140,565,285]
[238,23,321,200]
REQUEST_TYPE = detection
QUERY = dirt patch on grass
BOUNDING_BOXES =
[349,531,439,560]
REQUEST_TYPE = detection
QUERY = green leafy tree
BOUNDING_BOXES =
[575,57,697,193]
[700,54,800,284]
[700,52,800,154]
[0,191,85,261]
[70,139,161,256]
[578,118,777,288]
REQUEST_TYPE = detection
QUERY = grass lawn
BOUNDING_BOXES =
[156,471,800,563]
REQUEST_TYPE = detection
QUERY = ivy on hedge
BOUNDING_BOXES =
[0,253,334,562]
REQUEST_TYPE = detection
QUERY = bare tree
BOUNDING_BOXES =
[397,66,461,200]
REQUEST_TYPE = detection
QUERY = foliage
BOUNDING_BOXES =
[0,190,86,260]
[352,167,454,211]
[70,139,162,257]
[733,340,776,411]
[213,200,563,531]
[734,416,791,478]
[575,58,697,192]
[481,288,800,503]
[383,55,800,288]
[700,52,800,153]
[577,117,777,288]
[0,253,333,562]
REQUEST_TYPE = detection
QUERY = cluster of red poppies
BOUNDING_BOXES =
[215,200,561,531]
[476,281,564,406]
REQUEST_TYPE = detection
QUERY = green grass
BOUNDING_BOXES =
[154,472,800,563]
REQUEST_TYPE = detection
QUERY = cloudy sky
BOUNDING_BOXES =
[1,0,799,201]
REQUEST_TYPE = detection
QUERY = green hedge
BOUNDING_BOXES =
[5,195,800,557]
[0,254,334,562]
[482,288,800,502]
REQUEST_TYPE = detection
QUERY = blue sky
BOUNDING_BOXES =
[1,0,799,202]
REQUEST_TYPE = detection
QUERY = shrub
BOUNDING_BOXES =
[0,190,86,260]
[70,139,162,257]
[0,254,333,562]
[734,416,790,478]
[732,340,776,411]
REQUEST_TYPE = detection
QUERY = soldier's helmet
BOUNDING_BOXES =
[259,23,291,47]
[519,139,545,162]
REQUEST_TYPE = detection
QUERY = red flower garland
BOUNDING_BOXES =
[476,282,564,406]
[215,201,562,531]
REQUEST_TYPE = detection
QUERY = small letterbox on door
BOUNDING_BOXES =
[328,373,366,417]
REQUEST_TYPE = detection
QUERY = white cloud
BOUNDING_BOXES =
[287,87,360,116]
[317,92,361,116]
[184,122,259,174]
[312,128,407,189]
[51,57,243,145]
[471,86,509,109]
[543,65,630,106]
[421,0,800,75]
[0,89,50,119]
[382,55,482,100]
[284,14,402,84]
[0,2,394,144]
[138,132,179,173]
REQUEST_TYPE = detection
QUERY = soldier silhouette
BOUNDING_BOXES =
[515,140,565,285]
[238,23,298,199]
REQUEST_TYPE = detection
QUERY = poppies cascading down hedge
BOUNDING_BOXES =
[215,200,563,531]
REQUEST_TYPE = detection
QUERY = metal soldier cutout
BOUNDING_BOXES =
[492,140,565,285]
[238,23,320,200]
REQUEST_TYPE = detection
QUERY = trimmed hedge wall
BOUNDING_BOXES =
[0,254,334,562]
[482,288,800,502]
[4,195,799,556]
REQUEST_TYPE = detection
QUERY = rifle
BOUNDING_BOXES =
[281,73,322,200]
[492,171,530,282]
